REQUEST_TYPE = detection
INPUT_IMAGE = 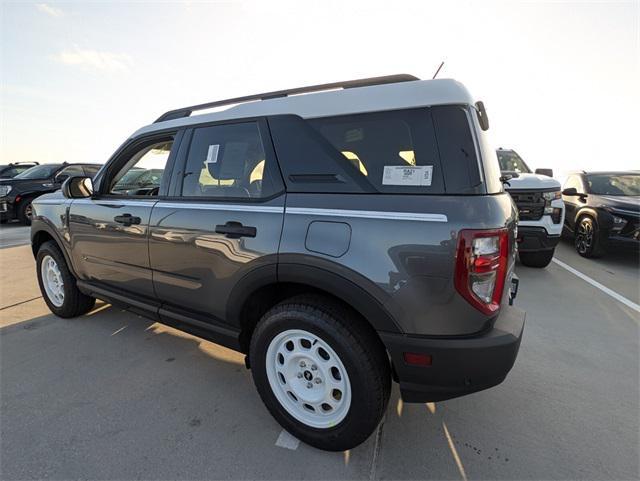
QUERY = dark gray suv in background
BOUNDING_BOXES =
[30,75,525,451]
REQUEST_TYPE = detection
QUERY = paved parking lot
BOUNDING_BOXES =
[0,230,638,480]
[0,222,30,249]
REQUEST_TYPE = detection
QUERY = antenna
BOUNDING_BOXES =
[432,61,445,79]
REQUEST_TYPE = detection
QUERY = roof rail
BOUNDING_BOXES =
[154,74,420,123]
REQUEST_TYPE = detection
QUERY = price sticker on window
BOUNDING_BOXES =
[382,165,433,186]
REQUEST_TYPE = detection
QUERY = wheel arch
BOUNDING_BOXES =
[31,221,77,277]
[227,263,401,354]
[574,207,600,227]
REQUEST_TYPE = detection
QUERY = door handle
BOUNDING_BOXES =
[114,213,141,226]
[215,221,257,239]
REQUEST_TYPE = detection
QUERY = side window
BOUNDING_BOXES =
[181,122,278,199]
[563,175,583,193]
[56,165,85,181]
[109,140,172,196]
[82,165,101,178]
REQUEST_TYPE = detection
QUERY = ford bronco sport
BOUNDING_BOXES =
[31,75,525,451]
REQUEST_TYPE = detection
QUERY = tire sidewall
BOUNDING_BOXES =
[36,242,79,317]
[250,306,382,450]
[575,216,604,257]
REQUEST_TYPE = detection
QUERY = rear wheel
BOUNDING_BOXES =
[575,216,605,258]
[250,295,391,451]
[519,249,555,268]
[36,241,95,317]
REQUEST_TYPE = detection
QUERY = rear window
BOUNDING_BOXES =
[269,106,483,194]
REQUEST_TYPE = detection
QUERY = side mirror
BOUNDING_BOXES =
[562,187,578,196]
[475,101,489,131]
[62,176,93,199]
[535,168,553,177]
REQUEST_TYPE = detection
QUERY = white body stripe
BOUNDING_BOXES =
[155,202,284,213]
[33,199,69,205]
[285,207,447,222]
[73,199,157,207]
[63,199,447,222]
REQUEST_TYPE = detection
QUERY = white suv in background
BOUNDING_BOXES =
[497,148,565,268]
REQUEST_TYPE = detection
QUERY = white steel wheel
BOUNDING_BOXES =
[266,329,352,429]
[41,255,65,307]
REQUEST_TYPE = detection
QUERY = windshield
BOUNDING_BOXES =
[587,174,640,196]
[14,164,60,180]
[496,150,531,174]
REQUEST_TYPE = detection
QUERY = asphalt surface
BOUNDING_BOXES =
[0,232,638,480]
[0,222,30,249]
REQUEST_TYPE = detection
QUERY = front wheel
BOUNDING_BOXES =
[575,216,605,258]
[250,295,391,451]
[519,249,555,268]
[36,241,96,317]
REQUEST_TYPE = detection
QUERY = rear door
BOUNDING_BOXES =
[149,119,285,326]
[68,133,179,299]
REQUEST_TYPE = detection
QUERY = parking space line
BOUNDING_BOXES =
[368,417,385,480]
[275,429,300,450]
[552,258,640,316]
[0,296,42,311]
[442,421,467,481]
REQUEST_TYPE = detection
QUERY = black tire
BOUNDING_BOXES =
[519,249,555,268]
[250,294,391,451]
[18,199,33,225]
[574,216,605,258]
[36,240,96,317]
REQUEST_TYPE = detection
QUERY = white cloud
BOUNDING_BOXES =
[53,46,133,73]
[36,3,63,18]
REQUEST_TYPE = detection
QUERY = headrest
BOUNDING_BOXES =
[206,142,249,180]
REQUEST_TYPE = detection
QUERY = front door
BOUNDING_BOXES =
[148,120,285,326]
[69,135,178,299]
[562,174,584,231]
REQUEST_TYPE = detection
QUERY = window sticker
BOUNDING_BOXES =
[205,144,220,165]
[382,165,433,186]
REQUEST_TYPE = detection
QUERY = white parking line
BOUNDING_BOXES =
[552,258,640,316]
[275,429,300,450]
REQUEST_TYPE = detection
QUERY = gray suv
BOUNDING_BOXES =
[30,75,525,451]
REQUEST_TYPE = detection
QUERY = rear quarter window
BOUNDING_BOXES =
[308,109,445,194]
[430,105,483,194]
[269,106,484,194]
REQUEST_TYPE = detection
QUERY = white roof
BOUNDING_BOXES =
[133,78,476,138]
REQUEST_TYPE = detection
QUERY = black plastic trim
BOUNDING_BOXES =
[381,305,525,403]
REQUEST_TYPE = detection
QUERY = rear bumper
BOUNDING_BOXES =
[517,226,561,252]
[380,305,525,403]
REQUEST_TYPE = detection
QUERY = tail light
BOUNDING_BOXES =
[455,229,509,315]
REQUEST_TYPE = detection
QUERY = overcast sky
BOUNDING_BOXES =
[1,0,638,175]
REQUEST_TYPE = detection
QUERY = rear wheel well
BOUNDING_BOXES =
[238,283,388,361]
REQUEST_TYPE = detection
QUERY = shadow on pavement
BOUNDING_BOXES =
[0,302,379,480]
